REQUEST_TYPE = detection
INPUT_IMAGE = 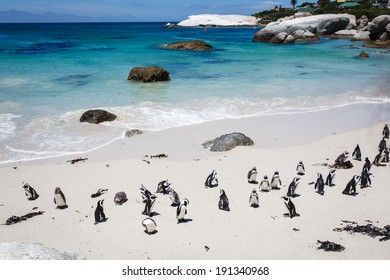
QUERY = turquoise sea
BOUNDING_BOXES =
[0,22,389,163]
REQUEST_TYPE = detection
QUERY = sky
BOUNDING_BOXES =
[0,0,294,22]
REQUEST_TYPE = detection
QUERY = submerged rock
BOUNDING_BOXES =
[128,66,170,82]
[203,132,254,152]
[80,109,117,124]
[358,51,369,58]
[163,40,213,51]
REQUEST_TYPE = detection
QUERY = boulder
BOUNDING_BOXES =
[357,15,369,30]
[80,109,116,124]
[367,15,390,40]
[128,66,170,82]
[270,32,289,44]
[330,29,357,39]
[358,51,369,58]
[163,40,213,51]
[301,31,320,41]
[351,31,370,41]
[284,35,295,44]
[114,191,128,205]
[203,132,254,152]
[124,129,143,137]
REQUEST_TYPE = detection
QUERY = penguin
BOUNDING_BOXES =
[169,188,180,207]
[142,194,157,216]
[23,183,39,201]
[142,217,157,234]
[383,148,390,163]
[352,144,361,161]
[360,168,372,189]
[249,189,259,208]
[335,151,349,164]
[176,198,189,223]
[140,185,152,203]
[259,175,271,192]
[383,124,389,139]
[114,191,128,205]
[287,177,300,197]
[247,167,258,184]
[205,170,218,188]
[325,169,336,187]
[94,199,107,224]
[314,173,325,195]
[270,171,282,190]
[218,189,230,211]
[342,175,360,196]
[379,137,387,153]
[373,151,386,166]
[156,180,171,194]
[362,157,371,172]
[282,196,300,218]
[54,187,68,209]
[296,161,305,175]
[91,188,108,198]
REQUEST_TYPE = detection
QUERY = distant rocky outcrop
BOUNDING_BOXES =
[253,14,355,44]
[128,66,170,82]
[203,132,254,152]
[175,14,261,27]
[80,109,117,124]
[163,40,213,51]
[0,242,85,260]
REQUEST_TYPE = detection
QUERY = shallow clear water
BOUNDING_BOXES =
[0,22,389,163]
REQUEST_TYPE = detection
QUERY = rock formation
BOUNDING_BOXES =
[203,132,254,152]
[128,66,170,82]
[80,109,117,124]
[163,40,213,51]
[176,14,261,27]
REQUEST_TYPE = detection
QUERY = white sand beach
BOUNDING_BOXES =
[0,102,389,260]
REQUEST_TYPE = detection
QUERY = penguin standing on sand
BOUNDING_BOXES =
[23,183,39,201]
[142,194,157,216]
[383,124,389,139]
[360,168,372,188]
[379,137,387,153]
[363,157,371,172]
[287,177,300,197]
[249,189,259,208]
[296,161,305,175]
[282,196,300,218]
[142,217,157,234]
[342,175,360,196]
[352,144,362,161]
[156,180,171,194]
[169,188,180,207]
[54,187,68,209]
[247,167,258,184]
[205,170,218,188]
[94,199,107,224]
[270,171,282,190]
[259,175,271,192]
[373,151,386,166]
[325,169,336,186]
[218,189,230,211]
[176,198,189,223]
[383,148,390,163]
[140,185,152,203]
[314,173,325,195]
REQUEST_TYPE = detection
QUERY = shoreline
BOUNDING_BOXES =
[0,102,389,260]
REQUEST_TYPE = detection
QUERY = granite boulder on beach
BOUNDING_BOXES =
[203,132,254,152]
[128,66,170,82]
[79,109,117,124]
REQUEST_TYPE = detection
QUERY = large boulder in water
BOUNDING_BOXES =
[163,40,213,51]
[80,109,117,124]
[128,66,170,82]
[203,132,254,152]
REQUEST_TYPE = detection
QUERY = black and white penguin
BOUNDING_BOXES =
[54,187,68,209]
[23,183,39,201]
[363,157,371,172]
[383,124,389,139]
[249,189,259,208]
[259,175,271,192]
[314,173,325,195]
[142,194,157,216]
[296,161,305,175]
[176,198,189,223]
[91,188,108,198]
[360,168,372,189]
[287,177,300,197]
[140,185,152,203]
[156,179,171,194]
[142,217,157,234]
[379,137,387,153]
[247,167,258,184]
[383,148,390,163]
[169,188,180,207]
[352,144,361,161]
[335,151,349,164]
[342,175,360,196]
[270,171,282,190]
[325,169,336,186]
[205,170,218,188]
[373,151,386,167]
[282,196,300,218]
[94,199,107,224]
[218,189,230,211]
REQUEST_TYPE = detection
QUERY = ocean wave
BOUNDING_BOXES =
[0,113,20,141]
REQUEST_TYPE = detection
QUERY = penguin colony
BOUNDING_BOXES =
[13,124,390,236]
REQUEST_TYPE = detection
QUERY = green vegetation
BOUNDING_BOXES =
[252,0,390,22]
